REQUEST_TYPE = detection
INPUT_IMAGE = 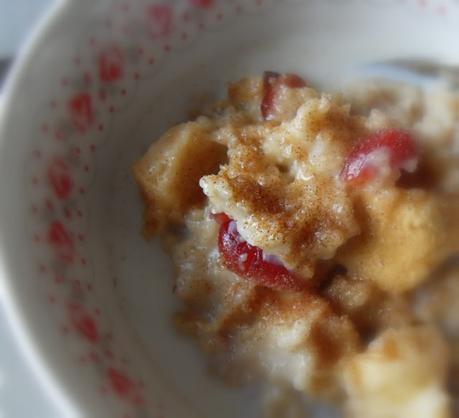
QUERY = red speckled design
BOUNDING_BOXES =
[24,0,458,417]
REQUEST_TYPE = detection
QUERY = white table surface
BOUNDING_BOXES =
[0,1,65,417]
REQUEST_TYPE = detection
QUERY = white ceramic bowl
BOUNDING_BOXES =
[1,1,459,417]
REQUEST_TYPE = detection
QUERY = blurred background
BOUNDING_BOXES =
[0,1,63,417]
[0,1,52,80]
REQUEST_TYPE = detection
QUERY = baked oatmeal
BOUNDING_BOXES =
[133,72,459,418]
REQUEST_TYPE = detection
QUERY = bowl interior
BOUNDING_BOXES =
[1,1,459,417]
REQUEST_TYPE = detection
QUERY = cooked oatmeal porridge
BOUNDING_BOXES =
[133,72,459,418]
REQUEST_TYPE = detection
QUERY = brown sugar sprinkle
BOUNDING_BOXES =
[133,74,459,413]
[381,336,400,360]
[227,175,285,215]
[309,316,352,367]
[216,286,277,340]
[257,291,360,366]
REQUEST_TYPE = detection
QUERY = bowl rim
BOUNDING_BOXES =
[0,0,84,416]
